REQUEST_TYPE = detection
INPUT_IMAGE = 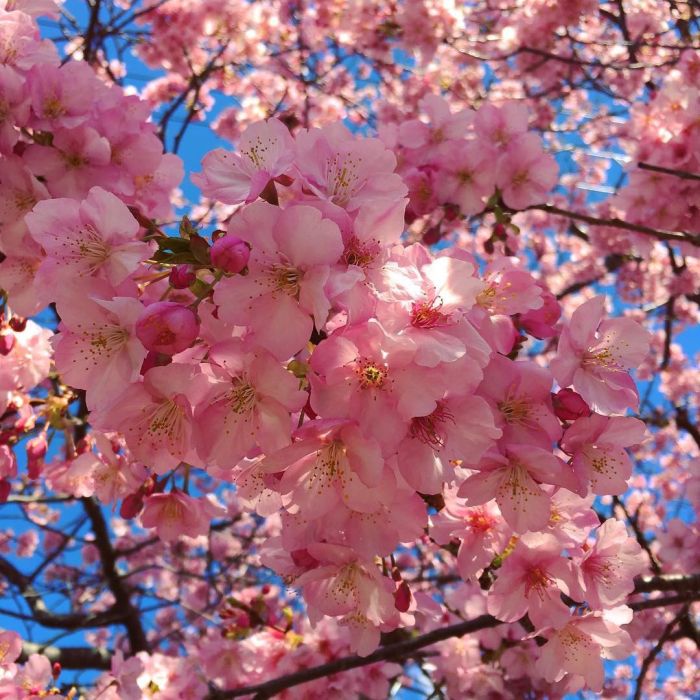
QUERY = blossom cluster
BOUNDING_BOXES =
[0,4,673,698]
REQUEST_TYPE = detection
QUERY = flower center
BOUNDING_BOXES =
[410,297,451,329]
[466,510,493,533]
[409,401,455,448]
[269,264,303,297]
[326,152,361,206]
[342,236,379,268]
[498,397,530,424]
[146,399,186,442]
[242,134,275,169]
[228,377,256,414]
[525,566,553,599]
[476,285,497,309]
[582,347,621,369]
[356,358,388,389]
[43,96,66,119]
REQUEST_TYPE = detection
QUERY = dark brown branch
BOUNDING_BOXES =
[527,203,700,246]
[0,555,125,630]
[674,407,700,449]
[19,642,112,671]
[638,161,700,182]
[613,497,662,575]
[208,615,502,699]
[81,497,151,653]
[633,605,688,700]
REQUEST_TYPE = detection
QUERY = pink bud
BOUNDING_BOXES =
[520,290,561,339]
[394,581,411,612]
[169,264,196,289]
[0,445,17,478]
[8,317,25,333]
[210,235,250,274]
[135,302,200,355]
[52,662,61,680]
[26,436,47,480]
[422,225,441,246]
[0,333,14,356]
[234,611,251,628]
[120,492,144,519]
[553,388,592,421]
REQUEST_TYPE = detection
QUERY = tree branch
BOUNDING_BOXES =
[207,615,502,699]
[527,203,700,246]
[19,642,112,671]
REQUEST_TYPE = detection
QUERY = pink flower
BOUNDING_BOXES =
[474,102,529,152]
[259,419,388,519]
[309,320,446,452]
[192,118,294,204]
[551,295,650,414]
[140,491,225,542]
[53,295,146,408]
[430,496,509,580]
[535,608,634,692]
[475,259,543,316]
[109,650,144,700]
[214,202,344,360]
[398,94,473,150]
[295,543,397,656]
[0,65,29,154]
[135,301,200,356]
[27,61,95,130]
[210,234,250,274]
[376,252,486,368]
[458,444,579,533]
[0,318,52,393]
[496,133,558,210]
[478,355,562,450]
[96,363,208,473]
[434,140,496,215]
[294,123,407,211]
[579,518,646,609]
[397,395,501,493]
[24,126,112,198]
[194,339,306,469]
[0,630,21,666]
[560,413,645,495]
[487,532,580,629]
[26,186,150,290]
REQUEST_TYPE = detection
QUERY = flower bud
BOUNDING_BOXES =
[0,333,14,356]
[0,479,10,503]
[0,445,17,479]
[120,492,144,519]
[394,581,411,612]
[52,662,61,680]
[8,316,25,332]
[553,388,591,421]
[169,264,196,289]
[135,302,200,355]
[26,435,47,480]
[422,225,441,246]
[210,235,250,274]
